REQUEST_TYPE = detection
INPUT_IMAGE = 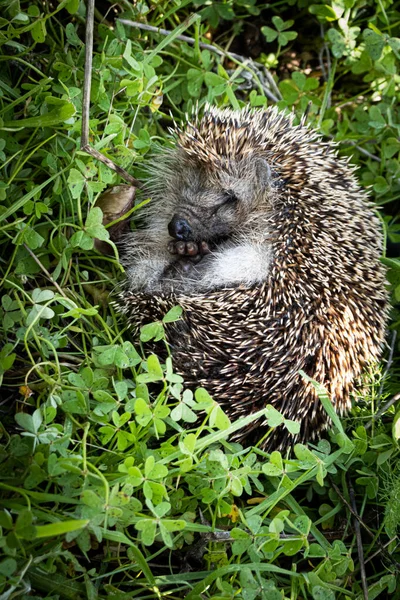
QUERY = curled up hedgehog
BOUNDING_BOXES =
[117,105,388,448]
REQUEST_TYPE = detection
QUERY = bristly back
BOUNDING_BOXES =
[117,104,388,449]
[176,104,326,169]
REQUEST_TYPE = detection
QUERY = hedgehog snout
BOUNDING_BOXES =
[168,215,193,241]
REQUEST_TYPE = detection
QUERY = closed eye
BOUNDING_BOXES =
[222,190,238,205]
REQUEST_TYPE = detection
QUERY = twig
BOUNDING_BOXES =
[81,0,141,187]
[23,244,67,298]
[119,19,225,55]
[341,139,381,162]
[331,480,400,571]
[365,391,400,430]
[326,134,382,162]
[364,537,399,565]
[117,18,281,103]
[347,476,368,600]
[331,482,374,537]
[378,330,397,397]
[318,24,331,84]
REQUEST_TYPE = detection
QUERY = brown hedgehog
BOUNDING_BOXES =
[117,105,388,448]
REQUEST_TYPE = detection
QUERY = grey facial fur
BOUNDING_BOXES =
[124,149,275,294]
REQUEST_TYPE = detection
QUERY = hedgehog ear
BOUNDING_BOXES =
[254,157,272,188]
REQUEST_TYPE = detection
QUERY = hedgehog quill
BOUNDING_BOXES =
[117,105,388,448]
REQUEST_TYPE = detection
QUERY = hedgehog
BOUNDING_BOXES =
[117,105,388,448]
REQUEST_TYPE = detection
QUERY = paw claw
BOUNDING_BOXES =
[168,239,209,257]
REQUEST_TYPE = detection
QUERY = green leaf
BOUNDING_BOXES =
[23,226,45,249]
[261,26,278,42]
[312,586,335,600]
[162,305,183,323]
[0,558,18,576]
[279,31,297,46]
[31,289,55,303]
[135,518,157,546]
[272,16,285,31]
[309,5,338,20]
[209,404,231,430]
[85,207,105,233]
[293,443,318,463]
[134,398,152,426]
[369,105,386,127]
[231,528,252,555]
[327,29,346,57]
[373,176,389,195]
[279,80,299,104]
[265,405,285,427]
[123,39,143,72]
[230,475,243,496]
[26,304,55,326]
[32,19,46,43]
[194,387,214,407]
[66,0,80,14]
[284,418,301,434]
[148,462,168,480]
[0,510,13,529]
[35,519,89,538]
[15,410,41,434]
[95,344,138,368]
[140,321,164,342]
[15,510,36,540]
[137,354,164,383]
[161,518,186,532]
[262,463,283,476]
[388,37,400,59]
[283,537,303,555]
[187,69,204,98]
[65,22,82,46]
[61,390,88,414]
[67,168,85,199]
[363,29,385,60]
[384,137,400,158]
[28,5,40,16]
[307,543,327,558]
[4,103,75,128]
[294,515,312,535]
[69,231,93,250]
[292,72,306,90]
[204,72,226,87]
[392,410,400,441]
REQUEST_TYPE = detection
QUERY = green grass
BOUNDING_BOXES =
[1,0,400,598]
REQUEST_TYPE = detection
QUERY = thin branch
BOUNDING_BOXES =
[331,480,400,571]
[81,0,94,149]
[341,139,381,162]
[119,19,223,55]
[364,537,399,566]
[81,0,141,187]
[331,482,374,537]
[118,18,281,103]
[318,24,331,84]
[81,145,141,186]
[23,244,67,298]
[378,330,397,397]
[365,391,400,430]
[347,476,368,600]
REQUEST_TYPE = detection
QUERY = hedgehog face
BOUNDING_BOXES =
[165,155,272,247]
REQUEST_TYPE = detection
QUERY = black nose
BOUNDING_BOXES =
[168,216,192,241]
